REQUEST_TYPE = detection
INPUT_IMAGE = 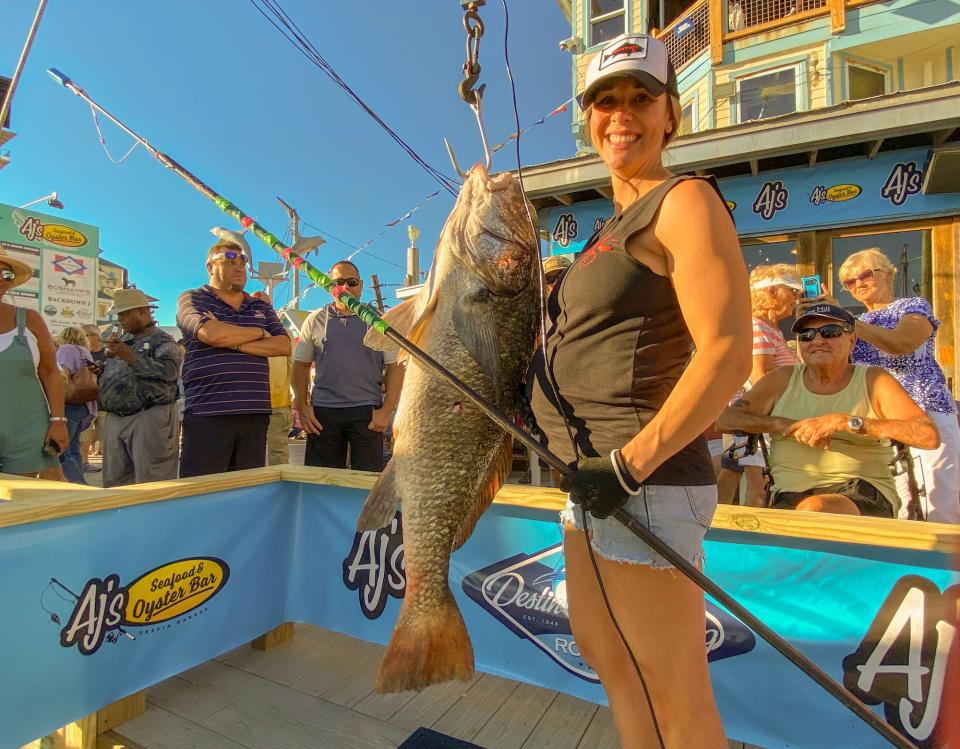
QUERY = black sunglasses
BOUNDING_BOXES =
[0,269,17,282]
[333,277,361,288]
[796,324,851,342]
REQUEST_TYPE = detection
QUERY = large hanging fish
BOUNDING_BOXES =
[359,166,541,693]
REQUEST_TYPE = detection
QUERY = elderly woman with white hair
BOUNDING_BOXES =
[718,264,802,504]
[834,248,958,523]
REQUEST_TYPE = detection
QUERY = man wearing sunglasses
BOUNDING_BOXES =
[717,303,938,518]
[176,240,291,478]
[292,260,403,472]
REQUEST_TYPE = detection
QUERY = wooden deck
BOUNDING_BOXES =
[77,624,763,749]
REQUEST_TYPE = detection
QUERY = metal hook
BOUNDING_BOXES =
[443,92,492,179]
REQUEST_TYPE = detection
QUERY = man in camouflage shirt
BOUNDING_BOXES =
[99,288,182,487]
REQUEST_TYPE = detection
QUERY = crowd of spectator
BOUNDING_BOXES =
[3,238,958,527]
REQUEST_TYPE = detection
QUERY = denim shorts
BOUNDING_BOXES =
[560,484,718,570]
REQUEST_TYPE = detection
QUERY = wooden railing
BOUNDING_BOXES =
[658,0,712,72]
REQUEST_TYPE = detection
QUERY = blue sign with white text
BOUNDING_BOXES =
[0,481,957,749]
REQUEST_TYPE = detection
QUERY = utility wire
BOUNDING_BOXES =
[247,0,460,196]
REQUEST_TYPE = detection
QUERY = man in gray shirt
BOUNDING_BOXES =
[292,260,403,471]
[98,288,182,487]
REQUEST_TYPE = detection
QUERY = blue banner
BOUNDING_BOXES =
[1,481,957,749]
[540,147,960,253]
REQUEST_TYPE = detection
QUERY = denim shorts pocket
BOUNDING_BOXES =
[685,485,717,528]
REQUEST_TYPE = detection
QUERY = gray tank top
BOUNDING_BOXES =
[530,176,720,485]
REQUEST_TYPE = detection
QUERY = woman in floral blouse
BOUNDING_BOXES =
[837,248,958,523]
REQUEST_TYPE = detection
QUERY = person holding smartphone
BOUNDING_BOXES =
[0,250,68,477]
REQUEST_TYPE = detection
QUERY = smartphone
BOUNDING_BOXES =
[43,439,62,457]
[801,274,822,299]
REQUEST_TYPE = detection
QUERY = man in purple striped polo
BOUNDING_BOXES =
[176,240,291,478]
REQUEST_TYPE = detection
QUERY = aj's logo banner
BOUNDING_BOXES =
[45,557,230,656]
[341,513,405,619]
[842,575,958,748]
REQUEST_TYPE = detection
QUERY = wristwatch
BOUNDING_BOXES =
[847,415,865,433]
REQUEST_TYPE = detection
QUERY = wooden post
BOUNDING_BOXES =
[709,0,724,65]
[47,692,145,749]
[828,0,846,34]
[370,274,385,313]
[251,621,295,651]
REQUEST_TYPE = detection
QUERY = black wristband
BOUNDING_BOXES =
[612,448,642,493]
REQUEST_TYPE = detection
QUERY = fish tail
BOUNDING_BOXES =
[375,588,474,693]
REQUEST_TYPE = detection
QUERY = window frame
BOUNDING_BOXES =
[842,55,892,103]
[733,61,807,125]
[679,95,699,136]
[584,0,629,50]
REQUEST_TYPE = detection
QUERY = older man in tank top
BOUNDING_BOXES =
[717,304,939,517]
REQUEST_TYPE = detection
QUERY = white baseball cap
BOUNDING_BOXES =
[579,33,678,110]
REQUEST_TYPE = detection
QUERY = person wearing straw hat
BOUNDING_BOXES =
[0,249,68,476]
[97,288,182,487]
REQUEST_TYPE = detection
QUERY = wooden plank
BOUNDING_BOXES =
[828,0,845,33]
[111,705,246,749]
[146,676,234,722]
[202,701,406,749]
[52,714,96,749]
[472,682,558,749]
[388,673,482,730]
[288,633,384,699]
[216,626,333,686]
[352,687,419,722]
[521,693,597,749]
[97,731,147,749]
[709,0,723,65]
[250,621,294,651]
[431,673,520,741]
[179,659,409,747]
[577,706,619,749]
[576,707,619,749]
[96,692,145,734]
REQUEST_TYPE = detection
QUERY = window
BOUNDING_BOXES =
[678,99,697,136]
[848,63,887,101]
[589,0,626,47]
[831,230,930,315]
[737,64,802,123]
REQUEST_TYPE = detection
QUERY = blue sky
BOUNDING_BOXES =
[0,1,575,325]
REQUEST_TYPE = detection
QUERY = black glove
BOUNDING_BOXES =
[560,456,630,519]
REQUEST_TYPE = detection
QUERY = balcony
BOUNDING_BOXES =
[658,0,712,72]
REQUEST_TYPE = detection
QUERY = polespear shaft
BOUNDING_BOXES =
[48,69,915,749]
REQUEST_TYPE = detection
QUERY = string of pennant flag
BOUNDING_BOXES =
[273,97,574,316]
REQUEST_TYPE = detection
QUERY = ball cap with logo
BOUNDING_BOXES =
[107,288,158,315]
[791,303,856,333]
[578,33,679,110]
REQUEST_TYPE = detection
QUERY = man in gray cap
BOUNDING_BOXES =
[98,288,183,487]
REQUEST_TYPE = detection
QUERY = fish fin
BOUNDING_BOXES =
[356,460,399,531]
[452,289,500,389]
[375,587,474,693]
[363,282,439,353]
[452,434,512,551]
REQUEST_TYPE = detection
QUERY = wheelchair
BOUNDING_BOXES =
[722,433,927,520]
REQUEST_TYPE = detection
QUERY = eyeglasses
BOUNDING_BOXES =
[841,269,876,290]
[796,324,852,342]
[332,277,361,288]
[210,250,248,265]
[0,269,16,282]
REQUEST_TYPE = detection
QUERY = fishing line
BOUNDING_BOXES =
[498,3,666,747]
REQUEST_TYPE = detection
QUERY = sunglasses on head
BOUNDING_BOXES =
[841,268,876,290]
[796,324,852,342]
[211,250,248,265]
[333,277,361,288]
[0,269,17,282]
